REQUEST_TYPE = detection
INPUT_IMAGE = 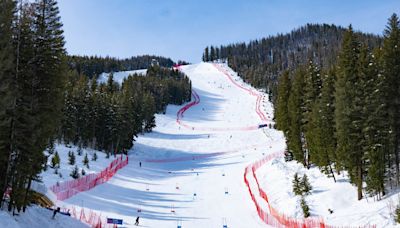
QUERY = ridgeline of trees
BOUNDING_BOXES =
[0,0,191,213]
[59,65,191,155]
[202,24,381,101]
[275,14,400,200]
[67,55,176,79]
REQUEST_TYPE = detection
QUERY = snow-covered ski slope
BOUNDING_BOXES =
[60,62,282,227]
[51,62,399,227]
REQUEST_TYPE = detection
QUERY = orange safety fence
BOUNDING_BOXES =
[244,152,376,228]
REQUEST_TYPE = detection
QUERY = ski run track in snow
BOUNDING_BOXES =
[34,62,395,228]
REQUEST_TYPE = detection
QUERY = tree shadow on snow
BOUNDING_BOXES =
[65,182,207,221]
[178,87,227,123]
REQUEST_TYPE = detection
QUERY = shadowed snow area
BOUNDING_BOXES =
[60,62,277,227]
[21,62,395,228]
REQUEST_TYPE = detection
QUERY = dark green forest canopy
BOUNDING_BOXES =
[203,23,382,101]
[273,15,400,200]
[67,54,177,78]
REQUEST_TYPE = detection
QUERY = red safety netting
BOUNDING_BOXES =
[50,155,129,201]
[212,63,268,122]
[66,206,104,228]
[175,65,265,132]
[244,152,376,228]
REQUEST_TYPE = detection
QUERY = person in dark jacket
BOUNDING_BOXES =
[135,216,140,226]
[52,207,60,219]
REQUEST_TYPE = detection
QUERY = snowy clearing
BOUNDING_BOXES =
[0,205,87,228]
[4,62,398,227]
[98,69,147,84]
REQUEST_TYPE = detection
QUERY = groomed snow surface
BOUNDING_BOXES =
[0,205,86,228]
[2,62,399,227]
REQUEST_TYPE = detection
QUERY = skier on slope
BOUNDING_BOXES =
[135,216,140,226]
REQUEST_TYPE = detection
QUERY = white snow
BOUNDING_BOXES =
[0,205,87,228]
[4,62,399,227]
[57,62,276,227]
[258,157,399,227]
[98,69,147,84]
[43,145,109,185]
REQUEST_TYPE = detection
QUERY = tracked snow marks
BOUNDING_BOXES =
[61,62,274,228]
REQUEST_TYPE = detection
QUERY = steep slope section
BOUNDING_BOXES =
[58,62,279,227]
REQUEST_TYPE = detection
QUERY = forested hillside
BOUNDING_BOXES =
[67,55,175,78]
[59,65,191,154]
[274,15,400,201]
[203,24,381,101]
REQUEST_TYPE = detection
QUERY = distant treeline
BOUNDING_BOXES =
[67,55,175,78]
[202,23,381,101]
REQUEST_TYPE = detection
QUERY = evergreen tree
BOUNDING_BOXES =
[51,151,60,168]
[210,46,215,61]
[142,93,156,132]
[77,144,82,156]
[70,165,80,179]
[92,151,97,161]
[300,197,310,218]
[308,69,337,180]
[287,68,306,164]
[292,173,302,195]
[83,153,89,169]
[203,47,209,62]
[275,70,291,135]
[302,60,322,128]
[381,13,400,186]
[335,25,364,200]
[61,70,80,144]
[0,0,17,204]
[10,0,67,212]
[107,72,117,94]
[68,151,75,165]
[301,174,312,195]
[215,47,220,60]
[7,3,47,212]
[32,0,66,150]
[358,46,386,197]
[302,61,322,166]
[47,140,55,155]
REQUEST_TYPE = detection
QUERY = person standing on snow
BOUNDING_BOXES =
[135,216,140,226]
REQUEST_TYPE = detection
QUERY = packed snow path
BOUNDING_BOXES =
[61,62,284,227]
